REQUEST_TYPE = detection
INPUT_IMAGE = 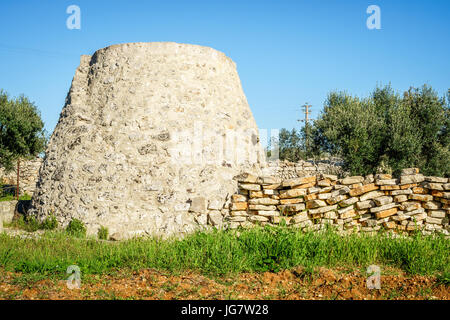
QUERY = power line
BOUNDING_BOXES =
[0,43,79,59]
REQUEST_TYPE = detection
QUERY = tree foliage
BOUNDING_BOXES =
[311,85,449,176]
[278,128,304,162]
[0,90,47,171]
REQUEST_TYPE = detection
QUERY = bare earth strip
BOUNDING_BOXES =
[0,267,448,300]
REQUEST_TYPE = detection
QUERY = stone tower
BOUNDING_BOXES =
[30,42,264,238]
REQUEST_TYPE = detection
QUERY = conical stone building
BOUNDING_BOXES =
[30,42,265,238]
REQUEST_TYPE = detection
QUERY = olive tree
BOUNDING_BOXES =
[0,89,47,172]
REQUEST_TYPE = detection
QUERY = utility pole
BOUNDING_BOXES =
[298,103,312,158]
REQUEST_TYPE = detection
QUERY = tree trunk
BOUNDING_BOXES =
[16,158,20,200]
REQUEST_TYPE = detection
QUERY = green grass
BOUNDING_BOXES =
[0,225,448,279]
[0,193,32,202]
[5,214,58,232]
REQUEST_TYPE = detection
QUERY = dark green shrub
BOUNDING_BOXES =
[41,214,58,230]
[66,219,86,237]
[311,85,449,176]
[24,216,40,232]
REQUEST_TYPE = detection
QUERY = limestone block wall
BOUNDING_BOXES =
[0,200,17,225]
[29,42,265,239]
[262,159,347,180]
[0,158,42,196]
[227,168,450,236]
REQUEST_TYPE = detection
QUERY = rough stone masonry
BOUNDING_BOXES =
[29,42,265,238]
[229,168,449,236]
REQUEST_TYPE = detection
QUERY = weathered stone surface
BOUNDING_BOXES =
[400,174,424,185]
[234,173,258,183]
[306,199,327,209]
[230,202,248,211]
[383,221,397,229]
[370,203,397,213]
[360,191,385,201]
[248,198,279,205]
[426,217,442,224]
[405,208,425,216]
[429,210,446,218]
[249,215,269,222]
[232,194,247,203]
[401,168,419,175]
[208,211,223,227]
[338,206,356,219]
[394,195,408,202]
[323,211,337,219]
[263,189,274,196]
[190,197,207,214]
[249,191,264,198]
[279,198,304,204]
[30,42,264,238]
[390,189,413,196]
[356,200,375,210]
[375,208,398,219]
[322,174,338,181]
[228,216,247,222]
[341,176,364,185]
[308,187,321,194]
[373,196,393,206]
[412,187,427,194]
[317,193,332,200]
[409,194,433,202]
[282,176,316,188]
[230,211,248,216]
[249,204,277,211]
[278,203,306,215]
[424,176,448,183]
[375,179,398,186]
[239,184,261,191]
[380,185,400,191]
[255,210,279,217]
[334,186,351,195]
[339,197,358,207]
[262,183,282,190]
[291,212,309,223]
[279,188,307,199]
[400,202,421,212]
[422,183,444,191]
[208,199,223,210]
[423,201,441,210]
[319,186,333,194]
[258,176,282,185]
[326,194,348,205]
[317,179,332,187]
[309,204,338,215]
[349,183,378,197]
[375,174,392,180]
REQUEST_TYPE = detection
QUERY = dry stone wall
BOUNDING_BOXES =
[228,168,450,236]
[262,159,347,179]
[0,158,42,196]
[0,200,17,226]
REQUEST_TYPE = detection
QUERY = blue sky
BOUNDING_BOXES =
[0,0,449,136]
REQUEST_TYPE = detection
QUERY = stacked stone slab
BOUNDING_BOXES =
[29,42,265,239]
[261,159,347,179]
[228,168,449,236]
